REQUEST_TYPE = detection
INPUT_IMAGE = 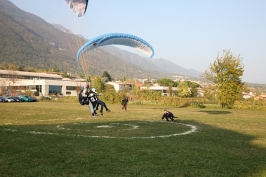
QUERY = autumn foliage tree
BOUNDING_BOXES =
[91,75,105,93]
[204,50,245,108]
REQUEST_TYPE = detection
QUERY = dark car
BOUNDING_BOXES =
[28,96,37,102]
[11,96,21,102]
[0,96,7,102]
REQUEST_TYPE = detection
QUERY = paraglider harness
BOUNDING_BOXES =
[78,89,89,105]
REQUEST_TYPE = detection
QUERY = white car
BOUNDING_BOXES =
[4,97,15,102]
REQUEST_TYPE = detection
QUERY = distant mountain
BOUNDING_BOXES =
[50,23,73,34]
[0,0,83,72]
[99,46,202,77]
[0,0,201,80]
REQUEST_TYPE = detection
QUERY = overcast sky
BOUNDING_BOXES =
[8,0,266,84]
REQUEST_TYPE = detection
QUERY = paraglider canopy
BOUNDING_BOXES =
[64,0,89,17]
[76,33,154,61]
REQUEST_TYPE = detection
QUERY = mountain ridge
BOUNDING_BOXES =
[51,19,203,78]
[0,0,201,80]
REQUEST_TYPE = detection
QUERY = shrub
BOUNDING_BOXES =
[190,102,206,108]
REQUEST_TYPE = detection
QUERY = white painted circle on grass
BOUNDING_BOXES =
[3,120,197,139]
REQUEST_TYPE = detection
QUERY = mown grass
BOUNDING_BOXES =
[1,102,266,177]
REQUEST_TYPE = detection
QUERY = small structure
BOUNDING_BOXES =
[106,81,134,92]
[242,92,256,99]
[255,93,266,100]
[140,84,178,96]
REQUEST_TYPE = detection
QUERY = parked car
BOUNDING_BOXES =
[28,96,37,102]
[4,97,15,102]
[18,95,31,102]
[11,96,21,102]
[18,95,37,102]
[0,96,7,102]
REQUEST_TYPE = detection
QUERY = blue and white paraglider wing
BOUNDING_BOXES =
[77,33,154,60]
[65,0,89,17]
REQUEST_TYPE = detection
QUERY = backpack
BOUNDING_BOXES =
[78,91,85,105]
[165,111,174,118]
[78,90,90,105]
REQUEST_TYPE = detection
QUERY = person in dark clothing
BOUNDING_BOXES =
[121,97,129,110]
[81,84,98,117]
[91,88,110,115]
[87,89,99,117]
[162,109,176,121]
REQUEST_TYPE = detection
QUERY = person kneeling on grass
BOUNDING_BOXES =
[162,109,176,121]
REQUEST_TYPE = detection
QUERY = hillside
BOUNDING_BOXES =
[100,46,202,77]
[0,0,200,80]
[0,0,82,71]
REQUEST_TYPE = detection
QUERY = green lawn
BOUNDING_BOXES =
[1,102,266,177]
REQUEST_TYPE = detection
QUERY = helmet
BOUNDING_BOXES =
[84,83,89,88]
[91,88,97,93]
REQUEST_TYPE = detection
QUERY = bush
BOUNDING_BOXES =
[35,90,266,111]
[235,99,266,110]
[190,102,206,108]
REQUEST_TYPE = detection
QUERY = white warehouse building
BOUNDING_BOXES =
[0,70,86,97]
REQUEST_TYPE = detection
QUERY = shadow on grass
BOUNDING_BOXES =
[198,110,232,115]
[1,120,266,177]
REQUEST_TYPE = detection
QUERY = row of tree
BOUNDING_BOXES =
[2,49,264,109]
[89,50,253,109]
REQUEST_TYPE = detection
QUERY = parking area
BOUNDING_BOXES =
[0,95,37,102]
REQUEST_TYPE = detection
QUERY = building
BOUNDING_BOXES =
[255,94,266,100]
[106,81,134,92]
[106,82,180,96]
[140,85,178,96]
[0,70,86,97]
[242,92,255,99]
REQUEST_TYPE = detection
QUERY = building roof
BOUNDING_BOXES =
[0,70,62,79]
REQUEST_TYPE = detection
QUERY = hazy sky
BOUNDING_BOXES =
[8,0,266,84]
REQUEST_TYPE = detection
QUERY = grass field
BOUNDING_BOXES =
[1,102,266,177]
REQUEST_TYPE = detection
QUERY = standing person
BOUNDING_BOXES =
[161,109,176,121]
[121,97,128,110]
[91,88,110,115]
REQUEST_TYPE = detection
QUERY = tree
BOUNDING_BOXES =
[102,71,112,82]
[156,78,178,87]
[91,75,105,93]
[204,50,245,108]
[49,67,60,72]
[203,85,217,101]
[177,81,191,97]
[62,72,71,78]
[182,81,200,97]
[168,83,173,96]
[1,70,19,96]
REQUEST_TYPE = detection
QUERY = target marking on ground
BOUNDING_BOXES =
[3,120,198,139]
